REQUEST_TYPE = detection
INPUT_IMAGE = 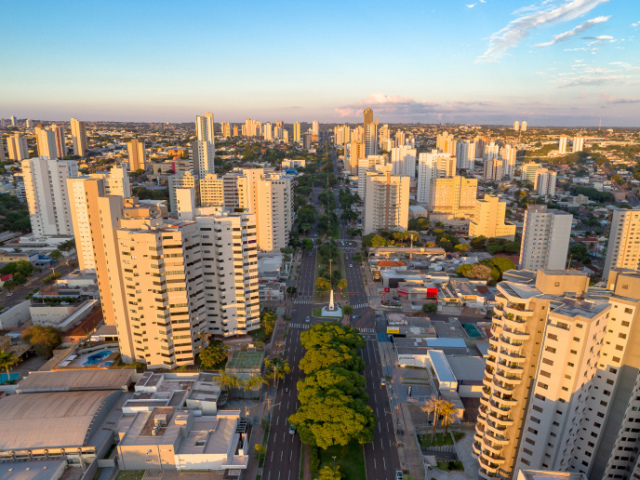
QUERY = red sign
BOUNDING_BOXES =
[384,288,391,293]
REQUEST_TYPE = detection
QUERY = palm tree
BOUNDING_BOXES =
[422,397,436,434]
[439,401,456,437]
[265,357,290,385]
[218,373,241,391]
[0,350,19,379]
[242,375,267,397]
[427,396,444,437]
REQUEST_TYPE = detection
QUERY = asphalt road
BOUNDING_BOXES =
[263,147,400,480]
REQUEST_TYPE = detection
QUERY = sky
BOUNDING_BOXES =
[1,0,638,126]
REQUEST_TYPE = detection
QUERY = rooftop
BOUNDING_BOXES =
[518,470,588,480]
[17,369,134,392]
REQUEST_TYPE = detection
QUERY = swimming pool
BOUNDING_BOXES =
[83,350,113,365]
[463,323,482,338]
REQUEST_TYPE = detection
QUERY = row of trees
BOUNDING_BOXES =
[456,257,516,283]
[289,323,375,449]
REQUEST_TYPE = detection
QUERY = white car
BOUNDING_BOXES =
[349,264,353,268]
[289,425,296,435]
[305,316,310,323]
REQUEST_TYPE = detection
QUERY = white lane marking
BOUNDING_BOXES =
[287,401,290,409]
[380,438,384,449]
[276,417,279,425]
[271,451,274,461]
[283,433,286,442]
[374,459,377,469]
[383,457,386,470]
[281,451,284,460]
[378,423,381,433]
[290,450,293,461]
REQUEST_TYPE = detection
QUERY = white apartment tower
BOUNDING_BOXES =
[603,208,640,278]
[456,140,476,171]
[473,270,592,480]
[70,118,88,157]
[35,127,58,159]
[7,133,29,160]
[559,135,568,154]
[391,146,417,178]
[534,169,557,197]
[168,172,197,213]
[484,158,503,181]
[22,157,78,237]
[363,171,410,235]
[255,173,294,252]
[358,155,387,199]
[573,135,584,153]
[519,205,573,271]
[501,145,517,179]
[417,150,456,205]
[513,121,520,131]
[194,113,215,178]
[197,211,260,336]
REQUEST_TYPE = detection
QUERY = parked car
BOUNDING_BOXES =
[305,315,310,323]
[396,471,403,480]
[289,424,296,435]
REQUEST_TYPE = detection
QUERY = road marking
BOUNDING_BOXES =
[276,417,279,425]
[383,457,386,470]
[271,451,274,461]
[287,400,290,409]
[380,438,384,449]
[374,459,377,469]
[378,423,381,433]
[283,433,286,442]
[281,451,284,460]
[290,451,292,461]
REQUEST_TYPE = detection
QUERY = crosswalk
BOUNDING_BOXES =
[352,303,368,309]
[290,323,311,330]
[294,298,314,305]
[357,327,376,334]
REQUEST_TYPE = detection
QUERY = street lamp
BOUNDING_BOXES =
[332,456,337,469]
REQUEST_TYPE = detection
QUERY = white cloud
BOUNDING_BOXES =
[557,74,629,87]
[534,15,610,47]
[585,34,615,45]
[467,3,477,8]
[631,21,639,27]
[477,0,611,62]
[602,94,640,103]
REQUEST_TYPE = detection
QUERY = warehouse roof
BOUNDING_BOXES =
[17,369,134,393]
[0,390,118,450]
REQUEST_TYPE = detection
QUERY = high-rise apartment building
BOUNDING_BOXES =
[484,142,500,161]
[363,171,410,235]
[255,173,294,252]
[7,133,29,160]
[168,172,197,213]
[349,140,365,175]
[51,124,66,158]
[484,158,503,181]
[194,113,215,178]
[603,208,640,278]
[417,150,456,205]
[534,168,557,197]
[513,121,520,131]
[0,138,5,162]
[473,270,594,480]
[222,122,231,138]
[199,173,224,207]
[395,130,406,147]
[35,126,58,159]
[390,146,417,178]
[22,157,78,237]
[521,121,528,132]
[436,131,456,155]
[197,211,260,336]
[522,163,541,184]
[311,120,319,138]
[233,125,238,137]
[378,124,390,150]
[573,135,584,153]
[70,118,88,157]
[469,194,515,240]
[127,139,146,171]
[364,121,378,157]
[559,135,568,154]
[10,116,16,127]
[222,170,250,210]
[456,140,476,171]
[430,175,478,220]
[501,145,517,179]
[511,269,640,479]
[358,155,387,199]
[519,205,572,270]
[263,122,273,141]
[293,122,301,143]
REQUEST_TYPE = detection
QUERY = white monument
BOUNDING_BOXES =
[321,289,343,318]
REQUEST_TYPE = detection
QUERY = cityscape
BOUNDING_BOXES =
[1,2,640,480]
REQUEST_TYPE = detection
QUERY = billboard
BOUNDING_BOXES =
[387,327,400,334]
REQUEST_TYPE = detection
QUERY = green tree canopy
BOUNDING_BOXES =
[198,341,228,369]
[297,367,367,403]
[21,325,62,358]
[299,344,365,375]
[300,323,365,351]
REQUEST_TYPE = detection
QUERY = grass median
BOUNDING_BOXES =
[316,442,365,479]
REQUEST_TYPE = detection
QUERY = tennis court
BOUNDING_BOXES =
[226,350,264,373]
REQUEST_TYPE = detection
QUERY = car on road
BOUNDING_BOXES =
[289,424,296,435]
[380,377,386,386]
[396,471,403,480]
[5,293,13,297]
[393,296,399,301]
[285,387,289,393]
[305,315,310,322]
[349,264,353,268]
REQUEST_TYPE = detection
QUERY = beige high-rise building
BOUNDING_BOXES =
[417,150,456,205]
[222,122,231,138]
[255,172,293,252]
[603,207,640,278]
[349,139,365,175]
[473,270,592,480]
[558,135,568,154]
[500,145,517,179]
[573,134,584,153]
[430,176,478,219]
[456,140,476,171]
[534,168,557,197]
[197,211,260,336]
[311,120,319,138]
[395,130,406,147]
[35,127,58,159]
[469,194,515,240]
[521,163,541,184]
[67,166,131,272]
[513,121,520,131]
[22,157,78,238]
[293,122,301,143]
[51,124,66,158]
[390,146,417,178]
[363,108,378,157]
[127,139,146,171]
[362,171,410,235]
[521,121,528,132]
[378,124,390,150]
[194,113,215,178]
[519,205,572,271]
[199,173,224,207]
[512,270,640,479]
[70,118,88,157]
[168,172,197,213]
[222,171,250,210]
[358,155,387,199]
[484,158,503,181]
[233,125,239,137]
[436,131,456,155]
[7,133,29,160]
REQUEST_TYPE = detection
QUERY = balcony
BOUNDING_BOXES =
[487,411,514,427]
[480,438,504,456]
[487,400,511,416]
[502,327,530,341]
[495,371,522,385]
[485,430,510,446]
[497,349,526,362]
[498,334,526,349]
[492,379,515,396]
[479,454,505,472]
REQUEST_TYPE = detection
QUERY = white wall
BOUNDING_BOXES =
[0,300,31,329]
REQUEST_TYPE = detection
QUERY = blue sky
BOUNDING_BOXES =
[1,0,638,126]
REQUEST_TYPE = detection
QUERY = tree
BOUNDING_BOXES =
[300,323,365,351]
[316,277,331,291]
[21,325,62,358]
[218,373,241,390]
[49,250,63,262]
[199,341,229,369]
[318,466,342,480]
[264,357,290,384]
[408,217,430,231]
[260,308,277,338]
[454,243,469,252]
[439,401,456,436]
[343,305,354,317]
[337,278,347,292]
[422,302,437,313]
[299,344,365,374]
[469,236,487,251]
[254,444,266,463]
[456,263,493,280]
[243,374,267,392]
[0,350,19,377]
[297,367,368,404]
